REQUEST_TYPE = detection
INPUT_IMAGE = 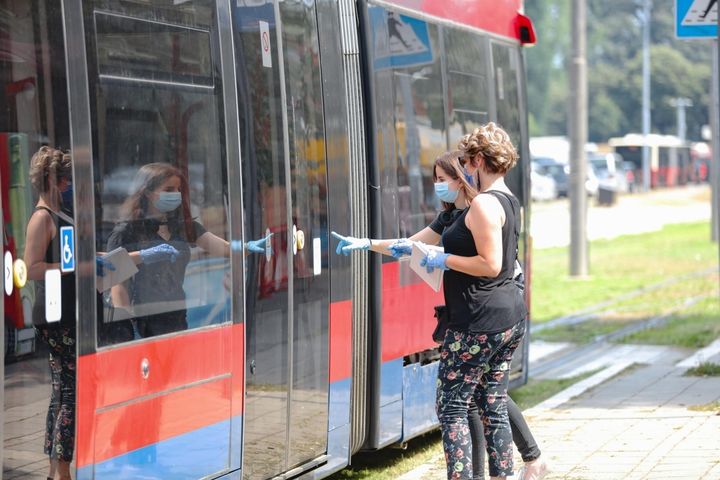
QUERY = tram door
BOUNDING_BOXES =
[1,1,75,477]
[70,1,241,479]
[231,1,330,478]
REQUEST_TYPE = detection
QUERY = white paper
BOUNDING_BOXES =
[96,247,138,292]
[409,242,444,292]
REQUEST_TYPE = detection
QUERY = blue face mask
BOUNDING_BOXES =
[463,166,475,186]
[434,182,459,203]
[61,184,73,206]
[154,191,182,212]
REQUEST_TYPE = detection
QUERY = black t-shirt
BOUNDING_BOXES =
[436,191,527,333]
[106,218,206,337]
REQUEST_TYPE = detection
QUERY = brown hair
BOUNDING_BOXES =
[120,162,196,242]
[29,146,72,194]
[433,150,478,210]
[458,122,518,175]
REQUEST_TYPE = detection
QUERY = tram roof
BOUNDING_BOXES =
[374,0,531,43]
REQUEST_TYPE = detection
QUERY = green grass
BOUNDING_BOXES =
[531,221,718,323]
[688,400,720,412]
[510,370,598,409]
[534,319,635,343]
[617,297,720,348]
[685,362,720,377]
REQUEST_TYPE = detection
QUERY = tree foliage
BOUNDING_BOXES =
[525,0,712,142]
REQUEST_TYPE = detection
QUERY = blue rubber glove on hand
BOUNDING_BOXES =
[246,233,273,254]
[140,244,180,265]
[96,256,116,277]
[331,231,371,256]
[388,239,413,258]
[420,250,450,273]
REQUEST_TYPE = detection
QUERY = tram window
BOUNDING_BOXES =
[492,42,523,199]
[391,22,446,238]
[84,2,232,346]
[94,11,213,87]
[444,29,490,142]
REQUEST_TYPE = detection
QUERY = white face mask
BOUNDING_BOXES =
[154,191,182,212]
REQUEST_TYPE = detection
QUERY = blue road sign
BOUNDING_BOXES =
[676,0,718,39]
[370,6,434,71]
[60,226,75,272]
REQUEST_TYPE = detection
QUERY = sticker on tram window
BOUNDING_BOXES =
[259,20,272,68]
[60,226,75,273]
[45,269,62,323]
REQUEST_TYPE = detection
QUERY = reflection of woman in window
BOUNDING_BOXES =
[24,146,76,480]
[107,162,230,339]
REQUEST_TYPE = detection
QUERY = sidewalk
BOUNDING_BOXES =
[398,343,720,480]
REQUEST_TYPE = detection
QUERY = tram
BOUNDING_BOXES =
[0,1,535,479]
[609,133,693,188]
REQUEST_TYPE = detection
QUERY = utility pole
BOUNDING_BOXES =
[641,0,652,191]
[569,0,588,277]
[714,39,720,243]
[669,97,693,143]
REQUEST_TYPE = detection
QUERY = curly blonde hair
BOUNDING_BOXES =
[458,122,518,175]
[29,146,72,194]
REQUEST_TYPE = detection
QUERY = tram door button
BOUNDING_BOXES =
[292,225,304,255]
[4,251,13,296]
[45,269,62,322]
[250,360,256,375]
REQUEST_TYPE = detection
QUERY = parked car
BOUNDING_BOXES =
[533,157,568,197]
[588,152,631,193]
[530,162,558,201]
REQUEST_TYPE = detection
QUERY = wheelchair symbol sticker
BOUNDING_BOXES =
[60,226,75,272]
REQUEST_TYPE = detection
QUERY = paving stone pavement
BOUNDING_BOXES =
[398,346,720,480]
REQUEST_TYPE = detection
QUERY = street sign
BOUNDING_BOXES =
[60,226,75,273]
[676,0,718,39]
[370,7,434,71]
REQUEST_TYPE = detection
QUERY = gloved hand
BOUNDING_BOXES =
[140,244,180,265]
[246,233,273,254]
[388,239,413,258]
[420,249,450,273]
[96,256,116,277]
[331,231,371,256]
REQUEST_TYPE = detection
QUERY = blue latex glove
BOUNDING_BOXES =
[140,244,180,265]
[420,250,450,273]
[246,233,273,254]
[96,256,116,277]
[331,231,371,256]
[388,239,413,258]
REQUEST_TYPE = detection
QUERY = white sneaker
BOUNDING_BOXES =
[516,459,548,480]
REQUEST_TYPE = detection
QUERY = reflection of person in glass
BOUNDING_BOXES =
[107,162,233,338]
[24,146,76,480]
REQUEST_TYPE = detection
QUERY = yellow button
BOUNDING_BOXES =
[13,258,27,288]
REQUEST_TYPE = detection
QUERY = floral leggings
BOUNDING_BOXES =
[436,321,525,479]
[36,325,76,462]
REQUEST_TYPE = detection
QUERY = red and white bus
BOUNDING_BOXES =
[0,1,534,478]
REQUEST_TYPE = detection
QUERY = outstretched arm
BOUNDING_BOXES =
[332,226,442,257]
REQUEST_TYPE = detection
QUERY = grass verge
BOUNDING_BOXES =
[688,400,720,413]
[684,362,720,377]
[531,221,718,323]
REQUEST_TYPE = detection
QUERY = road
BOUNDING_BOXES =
[530,184,712,249]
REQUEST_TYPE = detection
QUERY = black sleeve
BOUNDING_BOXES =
[192,220,207,241]
[429,209,454,234]
[106,222,132,252]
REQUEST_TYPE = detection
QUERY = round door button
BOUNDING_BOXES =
[13,259,27,289]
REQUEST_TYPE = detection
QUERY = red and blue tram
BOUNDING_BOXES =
[0,0,534,478]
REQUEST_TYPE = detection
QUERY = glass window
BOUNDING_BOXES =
[392,22,446,238]
[84,1,231,346]
[444,29,490,145]
[492,42,523,198]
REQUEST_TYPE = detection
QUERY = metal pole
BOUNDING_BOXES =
[713,40,720,242]
[642,0,652,191]
[569,0,588,277]
[669,97,692,143]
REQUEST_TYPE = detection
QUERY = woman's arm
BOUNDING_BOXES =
[24,210,57,281]
[110,283,131,308]
[367,227,442,256]
[444,195,504,277]
[196,231,230,257]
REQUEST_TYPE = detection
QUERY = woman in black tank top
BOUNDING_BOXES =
[331,124,546,480]
[24,146,76,480]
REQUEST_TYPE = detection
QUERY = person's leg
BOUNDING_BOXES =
[507,396,541,462]
[468,400,486,480]
[53,327,76,480]
[436,331,483,480]
[474,322,525,478]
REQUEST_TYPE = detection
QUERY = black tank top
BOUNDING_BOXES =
[31,207,76,326]
[441,190,527,333]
